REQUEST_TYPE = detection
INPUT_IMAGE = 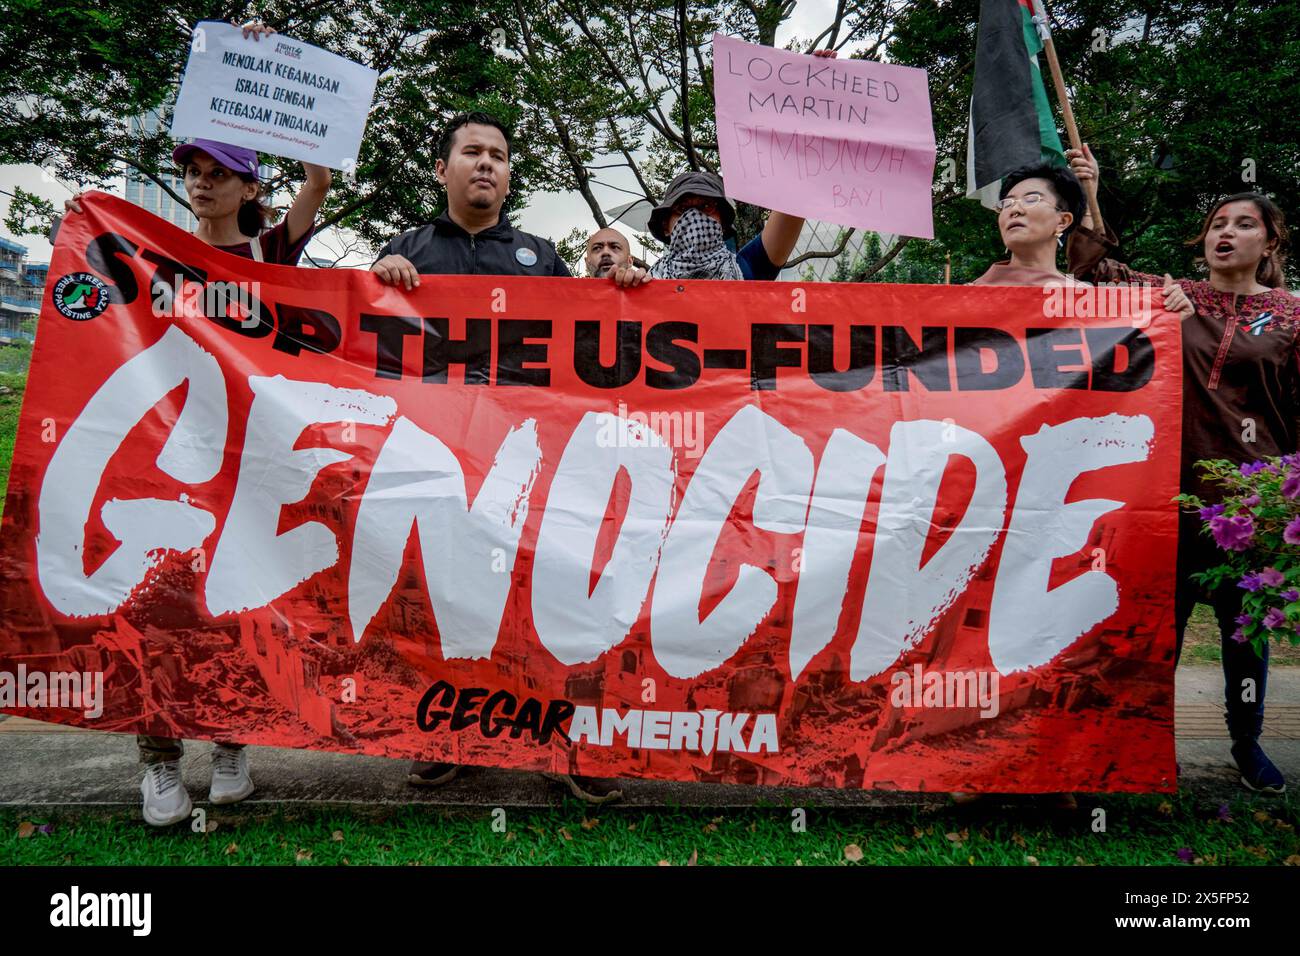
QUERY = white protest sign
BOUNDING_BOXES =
[170,21,377,171]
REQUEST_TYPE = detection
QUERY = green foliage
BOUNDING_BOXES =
[1,1,1295,273]
[0,369,26,517]
[0,346,30,376]
[874,0,1300,285]
[555,225,590,275]
[1061,2,1299,285]
[1,186,56,237]
[0,1,546,249]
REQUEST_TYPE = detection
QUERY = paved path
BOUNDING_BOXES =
[1,666,1294,809]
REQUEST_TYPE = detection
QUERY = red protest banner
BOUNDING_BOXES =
[0,193,1180,791]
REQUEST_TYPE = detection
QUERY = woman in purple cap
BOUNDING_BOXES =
[66,134,331,269]
[66,21,331,271]
[168,136,332,265]
[64,19,334,826]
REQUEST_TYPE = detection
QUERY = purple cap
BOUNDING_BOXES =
[172,139,259,180]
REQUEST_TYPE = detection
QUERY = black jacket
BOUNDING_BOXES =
[375,211,571,277]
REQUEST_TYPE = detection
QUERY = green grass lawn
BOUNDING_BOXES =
[2,793,1298,866]
[0,370,24,519]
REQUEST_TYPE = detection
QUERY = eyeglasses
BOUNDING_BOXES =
[995,192,1064,212]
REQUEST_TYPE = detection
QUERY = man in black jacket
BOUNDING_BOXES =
[372,112,623,804]
[372,111,570,284]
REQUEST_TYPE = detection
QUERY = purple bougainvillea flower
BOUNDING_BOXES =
[1175,847,1194,863]
[1211,514,1255,551]
[1284,453,1300,468]
[1283,471,1300,499]
[1230,627,1248,643]
[1199,503,1227,521]
[1238,572,1262,592]
[1259,567,1285,587]
[1263,608,1287,629]
[1241,461,1268,477]
[1241,494,1261,507]
[1264,463,1282,475]
[1283,590,1300,603]
[1285,516,1300,546]
[1235,612,1254,627]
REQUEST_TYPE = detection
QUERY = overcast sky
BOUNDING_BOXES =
[0,2,854,268]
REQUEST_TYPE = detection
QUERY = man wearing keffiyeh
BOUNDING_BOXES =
[607,169,804,286]
[650,206,745,280]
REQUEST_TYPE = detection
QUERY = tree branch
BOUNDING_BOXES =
[676,0,697,169]
[625,10,685,148]
[606,120,655,200]
[555,1,683,150]
[852,235,910,280]
[512,0,607,227]
[808,0,847,50]
[312,125,432,233]
[108,153,191,210]
[785,227,856,267]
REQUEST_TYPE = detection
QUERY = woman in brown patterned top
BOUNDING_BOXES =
[1068,144,1296,793]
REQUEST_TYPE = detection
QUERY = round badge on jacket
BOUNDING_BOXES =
[515,246,538,267]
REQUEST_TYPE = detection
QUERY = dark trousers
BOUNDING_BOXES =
[1175,514,1270,741]
[137,736,245,765]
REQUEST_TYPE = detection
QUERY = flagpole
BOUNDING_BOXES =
[1032,0,1104,231]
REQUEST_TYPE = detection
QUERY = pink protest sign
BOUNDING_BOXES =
[713,33,937,239]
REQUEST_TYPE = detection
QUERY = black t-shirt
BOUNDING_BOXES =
[376,212,571,277]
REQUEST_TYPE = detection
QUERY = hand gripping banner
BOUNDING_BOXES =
[0,193,1181,791]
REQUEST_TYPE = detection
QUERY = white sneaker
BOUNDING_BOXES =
[141,760,192,827]
[209,745,254,804]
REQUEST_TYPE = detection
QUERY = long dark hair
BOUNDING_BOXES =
[1187,192,1289,288]
[237,183,275,238]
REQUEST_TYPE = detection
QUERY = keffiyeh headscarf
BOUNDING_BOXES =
[649,208,744,281]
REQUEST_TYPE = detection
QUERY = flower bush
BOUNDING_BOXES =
[1177,454,1300,655]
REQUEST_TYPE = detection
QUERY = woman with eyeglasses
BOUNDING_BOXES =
[1068,144,1296,794]
[953,162,1190,809]
[971,162,1087,286]
[971,160,1192,320]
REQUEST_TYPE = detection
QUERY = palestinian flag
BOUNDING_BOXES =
[965,0,1066,208]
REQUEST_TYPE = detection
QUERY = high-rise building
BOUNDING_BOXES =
[123,112,197,230]
[0,237,44,344]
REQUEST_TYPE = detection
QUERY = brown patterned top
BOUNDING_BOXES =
[1068,223,1300,501]
[1068,223,1300,328]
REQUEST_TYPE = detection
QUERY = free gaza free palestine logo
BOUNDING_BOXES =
[51,272,111,321]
